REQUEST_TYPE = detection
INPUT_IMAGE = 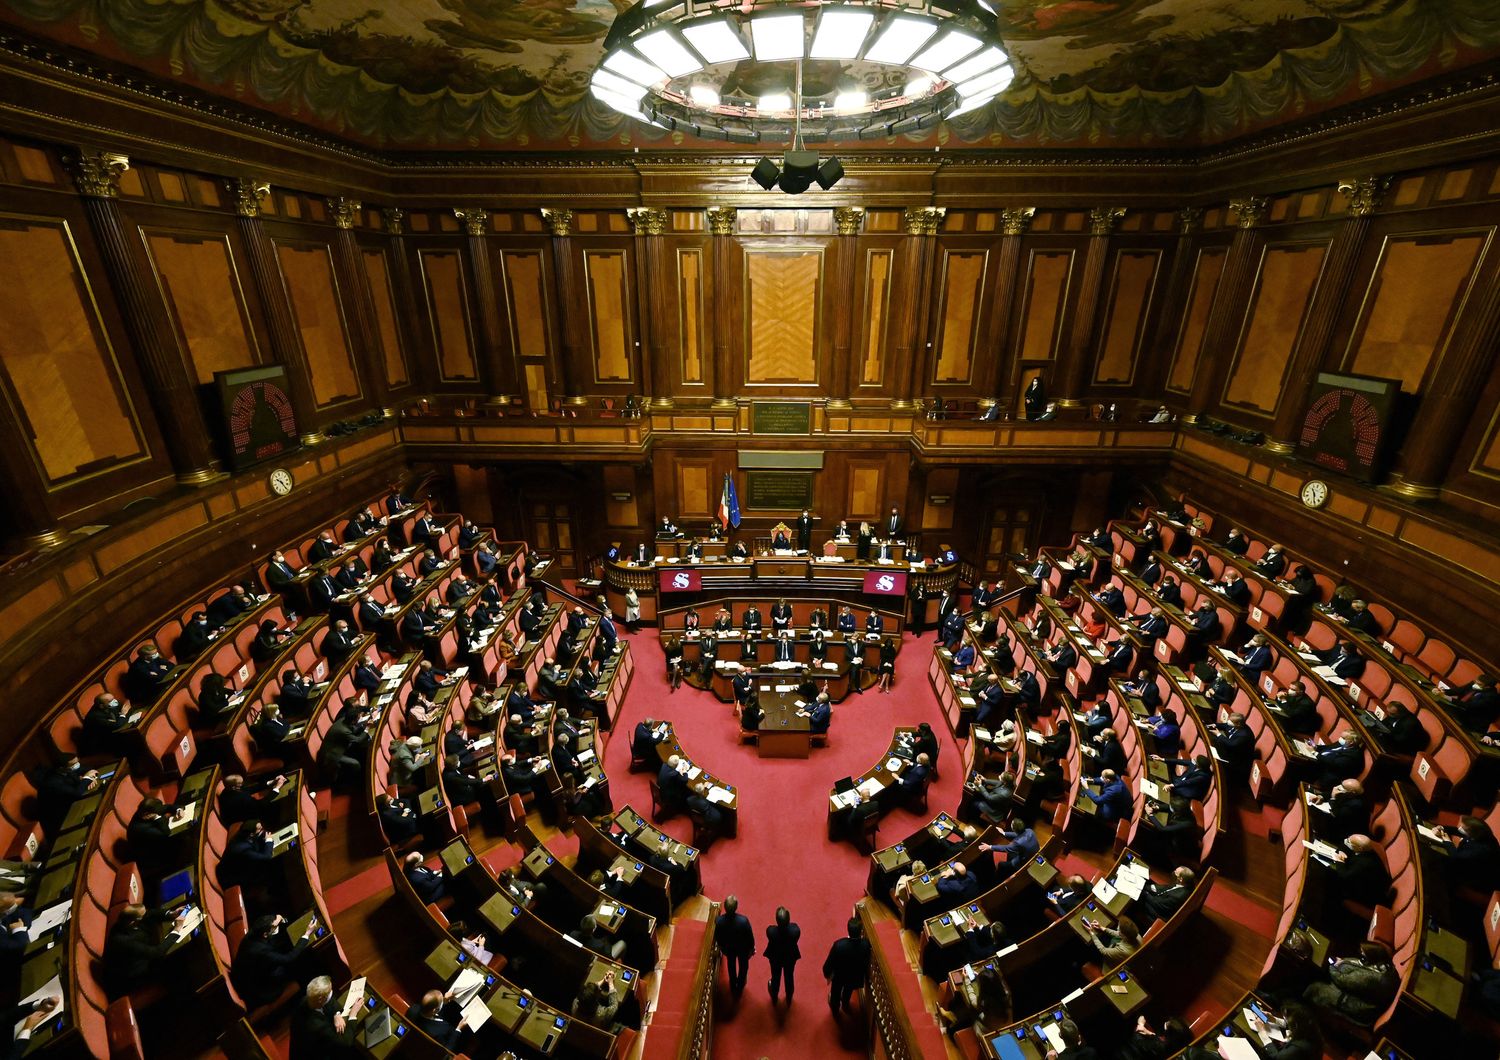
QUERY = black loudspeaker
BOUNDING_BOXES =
[779,150,819,194]
[751,157,780,190]
[816,156,844,189]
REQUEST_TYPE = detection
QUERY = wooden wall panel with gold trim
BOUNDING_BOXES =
[930,246,988,387]
[1014,247,1075,365]
[581,244,636,386]
[856,242,900,393]
[743,245,823,387]
[415,246,480,383]
[140,228,261,385]
[359,246,411,390]
[1166,246,1228,394]
[496,244,555,404]
[1092,249,1163,387]
[272,239,363,408]
[1221,242,1330,415]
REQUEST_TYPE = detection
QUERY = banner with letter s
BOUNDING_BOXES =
[862,570,908,596]
[658,568,702,593]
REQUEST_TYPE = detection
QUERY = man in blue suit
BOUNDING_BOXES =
[805,694,831,734]
[979,818,1039,870]
[715,895,755,998]
[898,754,931,802]
[1235,634,1273,679]
[1084,769,1132,822]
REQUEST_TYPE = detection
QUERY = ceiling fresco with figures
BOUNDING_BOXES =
[3,0,1499,151]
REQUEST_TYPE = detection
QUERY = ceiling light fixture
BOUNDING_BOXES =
[594,1,1012,143]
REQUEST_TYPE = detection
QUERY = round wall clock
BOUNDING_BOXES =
[269,468,294,496]
[1300,480,1329,509]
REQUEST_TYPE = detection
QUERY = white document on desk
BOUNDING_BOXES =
[707,787,734,805]
[1216,1035,1260,1060]
[15,976,63,1035]
[461,994,492,1030]
[1092,879,1118,905]
[452,966,487,1005]
[856,777,884,799]
[1114,872,1147,900]
[341,977,367,1018]
[28,900,72,940]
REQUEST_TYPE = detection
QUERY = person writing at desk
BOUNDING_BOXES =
[290,975,357,1059]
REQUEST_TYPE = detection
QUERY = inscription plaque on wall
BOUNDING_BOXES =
[745,470,814,510]
[751,400,812,435]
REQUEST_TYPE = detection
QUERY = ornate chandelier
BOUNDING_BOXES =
[591,1,1014,144]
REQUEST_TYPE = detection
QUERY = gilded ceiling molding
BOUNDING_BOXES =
[453,208,490,236]
[903,206,946,235]
[329,197,360,229]
[64,147,129,198]
[231,177,270,218]
[540,208,573,236]
[625,207,667,235]
[382,207,405,236]
[1177,206,1204,235]
[1228,196,1269,229]
[1336,176,1391,217]
[705,206,737,235]
[1000,207,1036,236]
[1088,206,1127,235]
[833,206,865,235]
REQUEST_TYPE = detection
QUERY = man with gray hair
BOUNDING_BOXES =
[290,975,355,1058]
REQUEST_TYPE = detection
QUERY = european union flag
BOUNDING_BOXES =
[718,473,742,530]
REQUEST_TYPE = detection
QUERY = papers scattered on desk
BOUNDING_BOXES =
[685,765,702,781]
[1302,838,1343,863]
[856,777,884,799]
[972,727,993,743]
[1092,879,1118,905]
[1216,1034,1260,1060]
[793,700,807,709]
[1296,650,1321,662]
[28,900,72,940]
[169,905,204,941]
[706,787,734,805]
[1114,861,1150,900]
[382,663,411,680]
[830,790,861,810]
[1312,666,1346,686]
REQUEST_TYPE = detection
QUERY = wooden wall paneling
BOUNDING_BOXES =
[846,458,885,523]
[1091,248,1163,388]
[416,245,481,384]
[1220,241,1330,418]
[546,219,588,405]
[271,239,364,409]
[1054,210,1125,405]
[580,241,637,390]
[921,467,959,534]
[855,237,901,399]
[601,464,641,529]
[1341,230,1490,394]
[1165,245,1228,395]
[929,242,989,390]
[980,210,1034,407]
[1185,203,1270,421]
[140,228,261,384]
[382,214,435,395]
[324,203,388,415]
[357,242,412,392]
[1013,245,1077,392]
[672,240,710,395]
[497,243,556,407]
[741,242,824,389]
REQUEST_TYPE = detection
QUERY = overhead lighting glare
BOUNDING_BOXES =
[635,29,703,78]
[904,76,934,98]
[680,18,749,64]
[865,16,938,64]
[750,13,805,62]
[602,50,664,88]
[910,31,982,75]
[810,9,874,60]
[591,68,647,102]
[949,92,997,117]
[959,63,1015,99]
[759,93,793,112]
[943,47,1007,83]
[834,90,868,111]
[688,84,721,107]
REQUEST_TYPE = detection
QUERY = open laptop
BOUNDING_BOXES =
[364,1006,394,1047]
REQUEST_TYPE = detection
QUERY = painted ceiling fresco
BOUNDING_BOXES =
[3,0,1499,151]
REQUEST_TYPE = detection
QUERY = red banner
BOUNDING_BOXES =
[862,569,908,596]
[658,568,702,593]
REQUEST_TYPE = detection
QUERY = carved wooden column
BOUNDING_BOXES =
[454,208,515,406]
[328,197,392,416]
[1185,196,1269,423]
[1054,206,1125,409]
[1388,244,1500,499]
[66,147,223,484]
[891,206,944,410]
[381,208,430,395]
[542,208,588,406]
[828,206,864,408]
[1141,207,1204,397]
[232,177,323,444]
[627,207,670,408]
[706,206,738,408]
[983,206,1034,408]
[1265,178,1386,453]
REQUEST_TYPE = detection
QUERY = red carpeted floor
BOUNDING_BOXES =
[601,627,965,1060]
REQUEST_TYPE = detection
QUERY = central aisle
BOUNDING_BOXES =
[602,629,966,1060]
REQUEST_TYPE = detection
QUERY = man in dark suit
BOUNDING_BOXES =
[1253,544,1287,579]
[1188,601,1222,646]
[174,612,222,661]
[124,643,175,704]
[232,914,318,1008]
[385,489,413,516]
[742,605,763,633]
[939,609,965,650]
[1235,634,1273,679]
[1216,569,1251,607]
[1103,639,1132,674]
[411,513,441,550]
[404,852,446,904]
[1043,639,1077,673]
[715,895,755,997]
[1318,642,1367,680]
[1135,866,1195,923]
[1328,834,1390,907]
[1313,731,1364,790]
[1133,608,1169,645]
[290,976,356,1060]
[796,509,814,552]
[1095,584,1126,618]
[308,532,341,563]
[1448,675,1499,733]
[823,918,870,1014]
[1313,779,1368,844]
[321,620,358,662]
[1084,769,1131,822]
[764,906,801,1002]
[264,550,302,593]
[897,754,931,803]
[885,507,903,539]
[1269,681,1320,736]
[1366,700,1426,755]
[980,818,1039,869]
[806,695,831,734]
[1210,712,1255,783]
[1158,754,1213,802]
[405,991,464,1050]
[632,717,661,763]
[1435,815,1500,891]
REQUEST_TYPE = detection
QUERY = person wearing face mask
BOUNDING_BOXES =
[1429,814,1500,891]
[232,912,320,1009]
[1254,543,1287,579]
[320,619,358,662]
[36,757,100,835]
[218,819,275,891]
[81,692,135,754]
[1323,833,1389,907]
[1310,779,1367,844]
[1311,730,1364,791]
[1449,674,1499,733]
[124,643,175,704]
[174,611,224,661]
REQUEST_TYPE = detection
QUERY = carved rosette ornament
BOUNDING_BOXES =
[232,177,271,218]
[1000,206,1036,236]
[540,207,573,236]
[66,148,129,198]
[1177,206,1204,235]
[625,207,667,235]
[330,197,361,230]
[1088,206,1127,236]
[833,206,865,235]
[1337,176,1390,217]
[453,208,490,236]
[705,206,737,235]
[382,208,405,236]
[902,206,945,235]
[1229,196,1269,229]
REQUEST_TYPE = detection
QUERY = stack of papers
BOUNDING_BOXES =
[1113,860,1150,899]
[1092,879,1118,905]
[461,995,491,1030]
[1303,838,1343,862]
[27,901,72,941]
[885,757,904,772]
[706,787,734,805]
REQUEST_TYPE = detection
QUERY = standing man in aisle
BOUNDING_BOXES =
[714,895,755,999]
[823,918,871,1015]
[796,509,814,552]
[764,906,802,1003]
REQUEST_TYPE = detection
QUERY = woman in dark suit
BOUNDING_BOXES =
[877,637,897,693]
[855,521,873,561]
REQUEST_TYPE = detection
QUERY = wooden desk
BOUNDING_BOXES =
[753,556,809,580]
[757,682,813,758]
[828,728,919,836]
[653,722,739,834]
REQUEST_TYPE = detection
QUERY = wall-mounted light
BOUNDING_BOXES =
[929,494,951,506]
[611,491,634,502]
